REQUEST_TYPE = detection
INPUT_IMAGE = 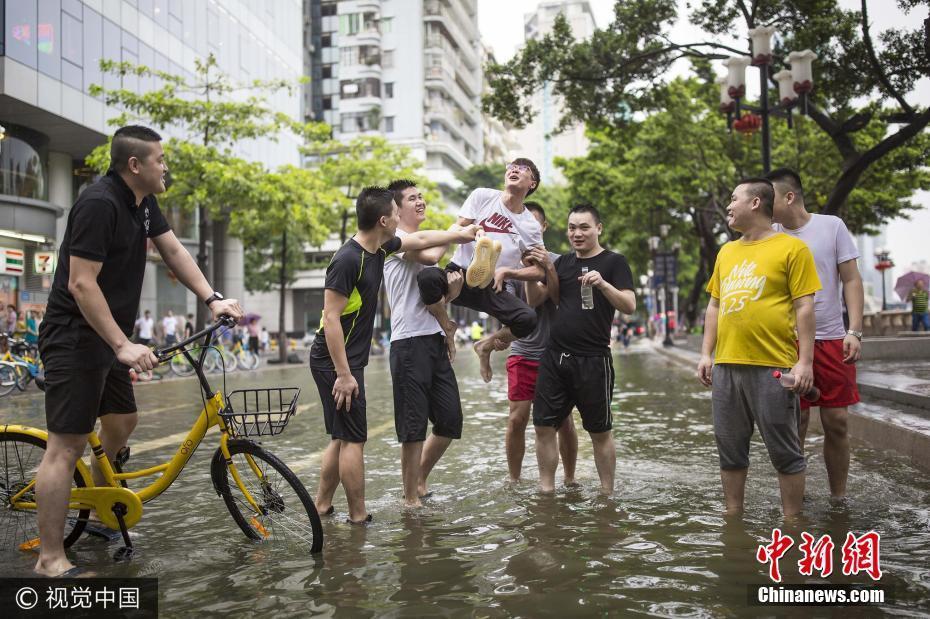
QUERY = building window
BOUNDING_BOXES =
[323,96,333,110]
[385,117,394,133]
[381,17,393,33]
[384,83,394,98]
[321,2,337,17]
[382,50,395,68]
[37,0,61,79]
[340,46,358,66]
[321,34,332,48]
[340,78,380,99]
[339,13,360,35]
[322,65,333,79]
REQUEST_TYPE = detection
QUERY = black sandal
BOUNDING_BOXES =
[345,514,373,525]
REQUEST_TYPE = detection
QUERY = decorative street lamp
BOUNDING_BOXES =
[718,26,817,173]
[873,247,894,311]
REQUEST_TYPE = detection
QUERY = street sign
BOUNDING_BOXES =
[652,251,678,286]
[0,247,24,276]
[34,251,56,274]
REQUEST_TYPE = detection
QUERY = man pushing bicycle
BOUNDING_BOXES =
[35,125,242,577]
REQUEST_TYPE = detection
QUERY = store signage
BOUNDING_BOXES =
[34,251,56,274]
[0,247,25,276]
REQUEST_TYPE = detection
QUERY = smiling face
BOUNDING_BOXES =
[397,186,426,228]
[726,183,759,232]
[567,211,602,255]
[504,162,538,197]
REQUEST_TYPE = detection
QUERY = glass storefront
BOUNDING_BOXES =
[0,124,49,201]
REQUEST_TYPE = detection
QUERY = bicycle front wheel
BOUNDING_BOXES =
[169,354,195,377]
[0,364,17,397]
[237,351,259,371]
[0,432,90,550]
[214,441,322,554]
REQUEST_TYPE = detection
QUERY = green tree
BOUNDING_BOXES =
[451,163,506,203]
[86,54,314,327]
[484,0,930,221]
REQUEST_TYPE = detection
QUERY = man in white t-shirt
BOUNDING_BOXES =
[134,309,154,345]
[385,180,466,507]
[768,168,864,501]
[417,158,546,382]
[162,309,178,346]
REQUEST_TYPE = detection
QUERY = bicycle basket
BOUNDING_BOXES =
[221,387,300,437]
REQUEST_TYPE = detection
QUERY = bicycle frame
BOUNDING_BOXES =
[6,319,269,534]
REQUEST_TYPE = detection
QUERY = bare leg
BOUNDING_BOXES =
[505,400,531,482]
[474,327,515,382]
[418,433,452,496]
[590,430,616,495]
[534,425,559,493]
[557,415,579,485]
[820,406,849,499]
[720,468,748,515]
[797,407,810,454]
[93,412,138,485]
[339,441,368,522]
[401,441,424,507]
[778,470,806,516]
[35,432,88,576]
[314,439,342,514]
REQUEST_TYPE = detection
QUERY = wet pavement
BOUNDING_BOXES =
[1,345,928,616]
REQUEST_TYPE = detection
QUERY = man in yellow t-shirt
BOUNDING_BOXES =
[696,178,821,517]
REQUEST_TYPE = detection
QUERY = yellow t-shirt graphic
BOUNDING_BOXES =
[707,233,821,368]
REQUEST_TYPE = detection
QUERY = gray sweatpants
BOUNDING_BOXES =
[711,364,805,475]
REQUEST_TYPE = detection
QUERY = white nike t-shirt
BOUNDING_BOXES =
[774,213,859,340]
[451,188,544,272]
[384,229,444,342]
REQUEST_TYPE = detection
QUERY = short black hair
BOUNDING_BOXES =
[524,200,546,222]
[568,203,601,224]
[387,179,417,208]
[110,125,162,172]
[766,167,804,201]
[356,186,396,231]
[737,177,775,217]
[511,157,540,196]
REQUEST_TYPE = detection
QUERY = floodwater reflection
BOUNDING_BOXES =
[0,346,927,616]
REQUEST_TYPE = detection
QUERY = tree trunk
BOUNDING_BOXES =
[684,202,723,327]
[196,204,210,329]
[278,228,288,364]
[340,209,349,244]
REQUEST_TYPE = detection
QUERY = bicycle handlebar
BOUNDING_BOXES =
[154,315,237,363]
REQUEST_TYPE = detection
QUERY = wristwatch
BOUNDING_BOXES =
[847,329,862,340]
[204,291,224,308]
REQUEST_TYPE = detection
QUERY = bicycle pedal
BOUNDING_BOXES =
[113,546,135,562]
[114,446,131,469]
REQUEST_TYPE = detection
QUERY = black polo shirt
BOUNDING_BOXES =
[44,170,171,335]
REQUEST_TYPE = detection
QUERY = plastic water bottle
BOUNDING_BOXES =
[581,266,594,310]
[772,370,821,401]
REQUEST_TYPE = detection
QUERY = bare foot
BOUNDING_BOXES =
[474,340,493,382]
[35,557,75,577]
[404,499,423,508]
[564,479,579,487]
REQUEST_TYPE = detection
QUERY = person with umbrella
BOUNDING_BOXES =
[906,278,929,331]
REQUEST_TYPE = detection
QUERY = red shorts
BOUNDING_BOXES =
[507,355,540,402]
[801,339,860,410]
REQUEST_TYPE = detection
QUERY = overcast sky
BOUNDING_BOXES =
[476,0,930,275]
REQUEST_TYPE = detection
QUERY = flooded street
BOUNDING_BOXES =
[1,345,928,616]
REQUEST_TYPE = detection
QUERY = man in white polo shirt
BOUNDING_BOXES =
[385,179,466,507]
[768,168,864,502]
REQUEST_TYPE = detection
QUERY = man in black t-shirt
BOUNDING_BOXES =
[34,126,243,577]
[310,187,477,525]
[532,205,636,495]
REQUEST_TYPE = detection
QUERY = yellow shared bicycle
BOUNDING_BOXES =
[0,317,322,560]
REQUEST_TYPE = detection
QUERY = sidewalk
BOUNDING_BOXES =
[655,341,930,472]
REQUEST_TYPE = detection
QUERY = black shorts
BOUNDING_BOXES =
[389,333,462,443]
[416,263,537,338]
[39,320,137,435]
[532,349,615,434]
[311,367,367,443]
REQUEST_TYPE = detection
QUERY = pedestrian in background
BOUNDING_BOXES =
[909,279,929,331]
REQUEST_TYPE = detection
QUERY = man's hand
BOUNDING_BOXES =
[492,267,512,293]
[789,361,814,394]
[209,298,244,322]
[842,333,861,364]
[578,269,605,289]
[458,224,480,243]
[445,271,464,303]
[117,341,158,373]
[332,372,359,412]
[697,355,714,387]
[524,247,550,268]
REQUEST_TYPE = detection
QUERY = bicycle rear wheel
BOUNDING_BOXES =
[212,441,322,554]
[237,351,259,371]
[0,364,17,397]
[0,432,89,550]
[169,354,195,377]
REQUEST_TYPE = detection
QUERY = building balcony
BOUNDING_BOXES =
[352,27,382,47]
[425,63,480,125]
[356,0,383,12]
[341,61,382,82]
[423,1,480,70]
